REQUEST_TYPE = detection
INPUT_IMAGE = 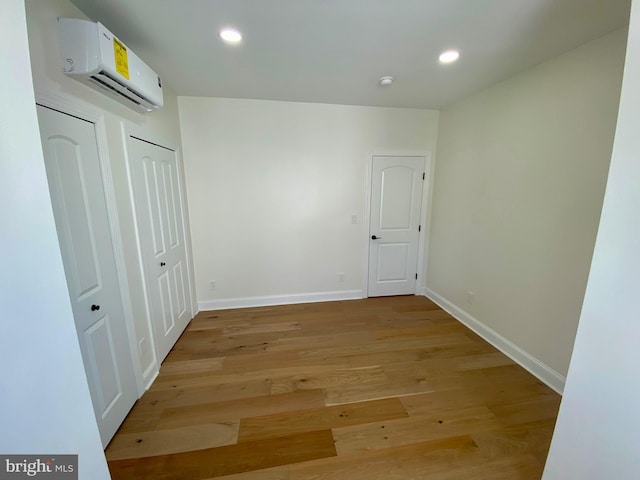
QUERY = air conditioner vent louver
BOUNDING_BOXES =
[58,18,163,113]
[89,71,155,112]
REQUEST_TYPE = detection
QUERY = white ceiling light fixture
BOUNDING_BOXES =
[379,76,394,86]
[220,28,242,44]
[439,50,460,64]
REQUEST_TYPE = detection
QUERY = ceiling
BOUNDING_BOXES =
[70,0,630,109]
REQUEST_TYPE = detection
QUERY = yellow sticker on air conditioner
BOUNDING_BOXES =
[113,37,130,80]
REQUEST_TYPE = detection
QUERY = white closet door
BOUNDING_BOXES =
[37,105,137,447]
[127,136,192,362]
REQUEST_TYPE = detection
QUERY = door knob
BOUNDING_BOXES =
[91,304,100,311]
[371,235,382,240]
[160,262,166,266]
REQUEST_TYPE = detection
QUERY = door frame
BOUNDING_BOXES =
[121,122,197,379]
[362,151,433,298]
[35,89,145,396]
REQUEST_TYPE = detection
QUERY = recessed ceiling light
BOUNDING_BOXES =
[379,76,394,86]
[439,50,460,64]
[220,28,242,44]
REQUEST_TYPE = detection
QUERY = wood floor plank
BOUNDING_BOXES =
[106,421,239,460]
[108,430,336,480]
[163,329,372,365]
[323,372,435,405]
[455,351,516,371]
[471,419,557,465]
[238,397,408,442]
[298,333,476,360]
[222,321,302,336]
[420,453,544,480]
[164,329,307,361]
[156,389,326,430]
[117,380,274,434]
[393,302,442,312]
[373,322,468,341]
[400,379,557,417]
[269,365,389,395]
[416,340,497,360]
[323,354,515,406]
[288,435,483,480]
[219,350,303,373]
[488,396,561,425]
[204,465,289,480]
[133,379,273,412]
[159,357,225,376]
[115,401,164,434]
[333,405,497,455]
[152,363,337,391]
[384,363,545,396]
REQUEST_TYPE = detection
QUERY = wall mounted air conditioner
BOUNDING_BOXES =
[57,18,163,112]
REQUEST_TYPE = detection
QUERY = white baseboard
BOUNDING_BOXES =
[142,366,159,393]
[199,289,364,311]
[424,288,565,394]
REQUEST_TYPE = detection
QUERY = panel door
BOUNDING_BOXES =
[368,156,425,297]
[36,105,137,447]
[126,136,191,362]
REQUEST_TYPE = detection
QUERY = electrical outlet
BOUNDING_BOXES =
[467,291,475,304]
[338,272,345,282]
[351,214,358,224]
[209,280,217,290]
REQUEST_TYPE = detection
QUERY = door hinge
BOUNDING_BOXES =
[415,273,418,280]
[422,172,425,180]
[418,225,422,232]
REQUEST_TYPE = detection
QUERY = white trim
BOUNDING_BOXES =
[35,89,146,396]
[416,285,428,296]
[199,290,364,311]
[363,151,431,298]
[143,368,160,392]
[122,122,179,152]
[415,152,432,294]
[422,144,438,288]
[35,89,101,121]
[361,154,373,298]
[424,288,566,394]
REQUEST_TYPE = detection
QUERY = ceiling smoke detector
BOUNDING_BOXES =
[379,76,394,86]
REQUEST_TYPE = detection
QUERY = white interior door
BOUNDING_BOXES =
[126,136,192,362]
[368,155,425,297]
[36,105,137,447]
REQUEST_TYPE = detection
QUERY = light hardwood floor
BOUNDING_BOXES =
[106,296,560,479]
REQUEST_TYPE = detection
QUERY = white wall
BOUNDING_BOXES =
[0,1,109,477]
[178,97,439,308]
[543,2,640,476]
[25,0,196,387]
[426,29,626,384]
